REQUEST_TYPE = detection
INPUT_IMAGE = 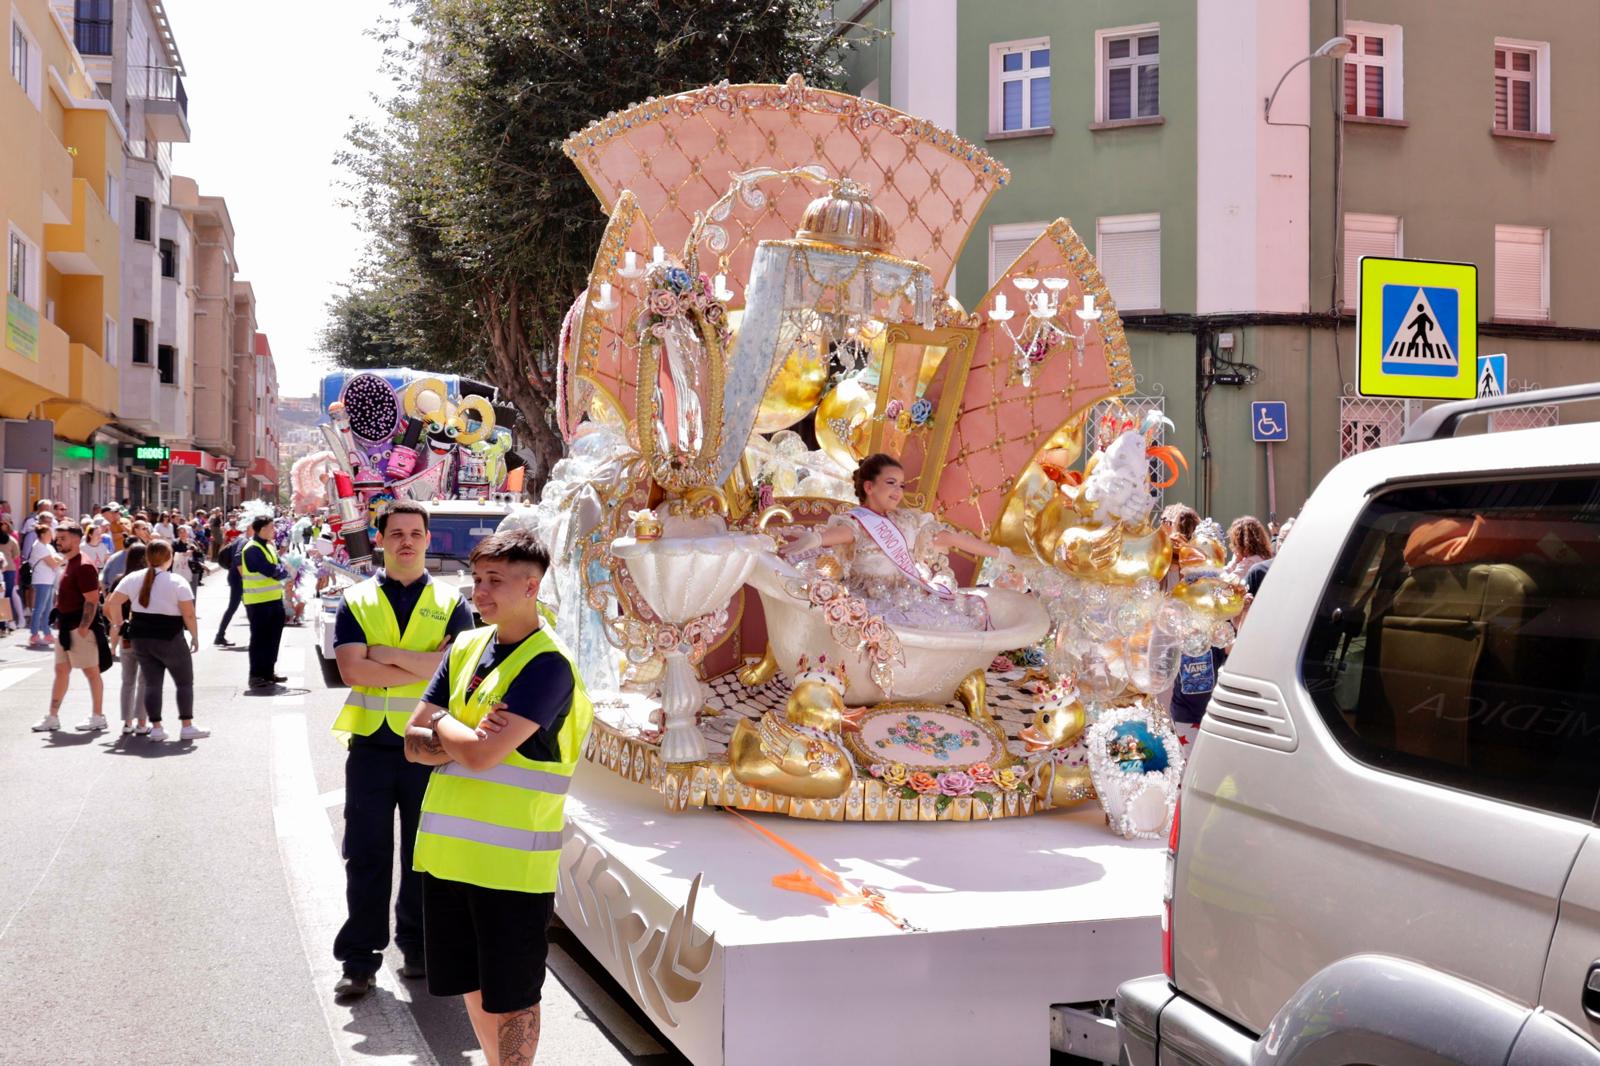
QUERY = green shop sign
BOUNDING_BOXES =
[6,293,39,360]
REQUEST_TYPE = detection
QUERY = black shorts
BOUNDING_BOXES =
[421,873,553,1013]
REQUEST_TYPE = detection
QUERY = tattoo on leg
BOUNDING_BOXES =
[497,1004,541,1066]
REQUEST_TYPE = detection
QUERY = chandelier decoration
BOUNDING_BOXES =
[988,277,1103,388]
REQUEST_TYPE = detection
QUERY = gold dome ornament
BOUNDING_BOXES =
[796,179,895,252]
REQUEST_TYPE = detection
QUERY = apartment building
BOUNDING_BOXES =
[170,173,235,503]
[241,330,279,503]
[838,0,1600,526]
[4,0,123,514]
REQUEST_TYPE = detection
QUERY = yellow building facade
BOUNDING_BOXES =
[3,0,121,449]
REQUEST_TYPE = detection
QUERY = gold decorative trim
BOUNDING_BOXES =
[875,322,976,500]
[580,718,1044,823]
[574,191,650,422]
[563,74,1011,198]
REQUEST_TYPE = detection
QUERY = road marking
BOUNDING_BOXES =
[318,787,345,809]
[0,759,107,943]
[269,712,439,1066]
[547,943,667,1057]
[0,666,39,691]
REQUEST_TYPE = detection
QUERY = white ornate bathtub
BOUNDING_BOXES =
[747,560,1050,706]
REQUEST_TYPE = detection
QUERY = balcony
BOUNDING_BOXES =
[0,316,71,419]
[118,360,160,430]
[74,18,114,57]
[131,66,190,143]
[45,178,118,277]
[40,343,119,441]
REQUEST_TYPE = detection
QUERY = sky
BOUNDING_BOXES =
[164,0,396,399]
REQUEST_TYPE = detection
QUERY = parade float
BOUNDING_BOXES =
[534,77,1245,1064]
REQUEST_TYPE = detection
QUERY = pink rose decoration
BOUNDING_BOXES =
[648,289,681,316]
[884,399,905,419]
[990,655,1013,673]
[938,771,977,797]
[969,762,996,785]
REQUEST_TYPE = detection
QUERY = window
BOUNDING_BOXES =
[1494,224,1549,321]
[1342,22,1403,120]
[1097,26,1159,122]
[74,0,113,56]
[133,197,153,242]
[990,38,1051,134]
[7,227,36,306]
[132,318,151,364]
[157,344,175,385]
[159,239,177,280]
[989,221,1046,286]
[1096,214,1161,312]
[1343,213,1402,310]
[1494,39,1550,135]
[1300,475,1600,820]
[10,13,39,109]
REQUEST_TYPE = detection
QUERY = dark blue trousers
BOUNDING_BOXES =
[332,740,432,976]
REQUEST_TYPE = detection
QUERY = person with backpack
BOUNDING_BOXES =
[214,531,245,647]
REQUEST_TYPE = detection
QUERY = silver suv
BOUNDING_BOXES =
[1117,385,1600,1065]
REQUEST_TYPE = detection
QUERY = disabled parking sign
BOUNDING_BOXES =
[1358,257,1477,400]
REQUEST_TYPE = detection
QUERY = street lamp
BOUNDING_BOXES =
[1264,36,1354,123]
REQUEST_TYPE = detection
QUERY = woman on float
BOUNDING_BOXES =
[779,453,1018,632]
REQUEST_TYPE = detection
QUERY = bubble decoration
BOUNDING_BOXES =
[340,373,402,444]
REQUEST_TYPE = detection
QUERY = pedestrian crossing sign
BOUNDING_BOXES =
[1477,353,1507,397]
[1358,256,1478,400]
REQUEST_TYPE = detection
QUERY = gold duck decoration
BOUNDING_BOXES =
[729,655,855,800]
[1018,677,1096,807]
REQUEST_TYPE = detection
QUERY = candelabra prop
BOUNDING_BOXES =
[987,279,1103,388]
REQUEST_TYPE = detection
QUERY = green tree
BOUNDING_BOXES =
[333,0,848,482]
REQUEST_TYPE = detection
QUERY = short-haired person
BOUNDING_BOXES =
[403,529,594,1066]
[330,501,473,1001]
[240,515,290,688]
[213,528,246,647]
[33,524,106,732]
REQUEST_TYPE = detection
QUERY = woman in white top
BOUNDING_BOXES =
[104,540,207,742]
[26,515,62,647]
[153,513,175,540]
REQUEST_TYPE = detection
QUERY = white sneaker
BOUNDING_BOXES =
[76,715,108,732]
[134,724,151,735]
[31,715,60,732]
[122,723,134,735]
[148,725,168,741]
[179,724,209,740]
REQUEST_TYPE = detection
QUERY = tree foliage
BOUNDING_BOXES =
[329,0,848,481]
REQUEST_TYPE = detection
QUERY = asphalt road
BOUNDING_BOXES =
[0,569,690,1066]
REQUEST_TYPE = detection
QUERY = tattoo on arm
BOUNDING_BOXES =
[403,727,445,763]
[497,1005,541,1066]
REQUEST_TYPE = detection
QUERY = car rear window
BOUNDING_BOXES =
[1300,474,1600,821]
[417,514,503,564]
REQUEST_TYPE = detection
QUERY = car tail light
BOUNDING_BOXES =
[1162,794,1181,982]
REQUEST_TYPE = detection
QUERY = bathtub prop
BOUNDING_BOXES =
[547,75,1212,830]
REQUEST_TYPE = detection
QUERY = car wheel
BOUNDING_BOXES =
[318,651,347,688]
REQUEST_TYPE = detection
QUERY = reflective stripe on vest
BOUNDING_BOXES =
[333,576,460,739]
[412,624,594,894]
[239,539,284,605]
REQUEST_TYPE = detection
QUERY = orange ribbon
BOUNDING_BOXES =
[725,809,916,931]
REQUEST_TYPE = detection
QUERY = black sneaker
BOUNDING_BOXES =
[333,972,374,1001]
[272,673,288,683]
[214,637,235,647]
[398,955,426,980]
[248,676,275,689]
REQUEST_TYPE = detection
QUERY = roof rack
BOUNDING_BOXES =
[1401,381,1600,444]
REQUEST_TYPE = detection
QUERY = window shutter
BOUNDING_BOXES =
[1494,225,1548,320]
[1342,214,1401,309]
[989,224,1046,286]
[1097,215,1161,312]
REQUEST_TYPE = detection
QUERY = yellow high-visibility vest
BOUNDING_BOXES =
[413,624,593,894]
[333,576,461,740]
[239,539,285,605]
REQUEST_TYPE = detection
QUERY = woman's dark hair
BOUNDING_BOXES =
[250,515,274,535]
[1228,516,1273,560]
[852,453,904,504]
[125,544,148,575]
[1160,503,1200,541]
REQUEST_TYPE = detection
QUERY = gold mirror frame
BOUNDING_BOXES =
[868,322,977,503]
[635,304,729,495]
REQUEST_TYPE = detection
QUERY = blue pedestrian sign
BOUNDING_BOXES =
[1477,353,1507,397]
[1358,257,1478,400]
[1251,401,1288,443]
